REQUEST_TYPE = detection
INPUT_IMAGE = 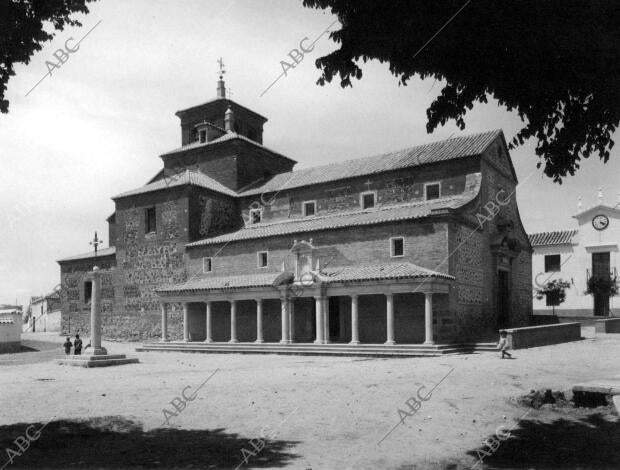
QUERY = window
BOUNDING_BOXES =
[258,251,268,268]
[425,182,440,201]
[544,254,561,272]
[84,281,92,304]
[203,257,213,273]
[390,237,404,257]
[361,191,376,209]
[199,129,207,143]
[249,208,262,224]
[145,207,156,234]
[303,201,316,217]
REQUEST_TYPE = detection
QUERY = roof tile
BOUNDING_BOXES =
[528,230,578,246]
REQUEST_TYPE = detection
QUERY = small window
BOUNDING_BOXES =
[361,191,376,209]
[203,257,213,273]
[249,208,262,224]
[425,183,440,201]
[199,129,207,143]
[544,254,561,272]
[84,281,93,304]
[145,207,156,234]
[258,251,268,268]
[303,201,316,217]
[390,237,404,257]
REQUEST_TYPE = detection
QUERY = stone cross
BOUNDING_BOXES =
[90,232,103,257]
[89,266,107,355]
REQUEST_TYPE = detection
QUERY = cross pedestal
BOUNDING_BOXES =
[58,266,139,368]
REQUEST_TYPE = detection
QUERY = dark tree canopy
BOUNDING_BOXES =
[302,0,620,182]
[0,0,96,114]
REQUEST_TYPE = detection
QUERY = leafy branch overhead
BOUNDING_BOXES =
[302,0,620,182]
[0,0,96,114]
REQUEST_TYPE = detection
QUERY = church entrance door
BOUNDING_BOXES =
[497,270,510,329]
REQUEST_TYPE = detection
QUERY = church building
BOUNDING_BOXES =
[57,74,532,347]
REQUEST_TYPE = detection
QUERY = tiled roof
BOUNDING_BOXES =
[57,246,116,263]
[156,271,293,294]
[317,263,454,283]
[187,174,481,247]
[240,130,502,196]
[112,170,237,199]
[161,132,294,162]
[528,230,578,246]
[156,262,453,295]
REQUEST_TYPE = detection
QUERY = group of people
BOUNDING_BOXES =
[63,334,89,355]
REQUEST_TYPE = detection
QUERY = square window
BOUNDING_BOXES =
[249,208,262,224]
[361,192,375,209]
[258,251,268,268]
[544,254,561,272]
[145,207,156,234]
[425,183,440,201]
[391,237,404,257]
[303,201,316,217]
[203,257,213,273]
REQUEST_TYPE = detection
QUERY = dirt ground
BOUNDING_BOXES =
[1,330,619,469]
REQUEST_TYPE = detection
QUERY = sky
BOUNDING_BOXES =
[1,0,619,306]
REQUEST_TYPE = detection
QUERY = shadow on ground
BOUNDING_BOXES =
[467,411,620,469]
[0,416,299,469]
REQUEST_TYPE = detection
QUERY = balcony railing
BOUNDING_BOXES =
[586,267,618,283]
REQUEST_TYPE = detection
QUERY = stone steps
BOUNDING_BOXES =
[136,341,498,357]
[57,354,139,368]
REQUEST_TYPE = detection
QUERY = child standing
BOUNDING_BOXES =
[63,337,73,355]
[498,330,512,359]
[73,334,83,355]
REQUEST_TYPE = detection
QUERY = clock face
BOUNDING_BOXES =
[592,214,609,231]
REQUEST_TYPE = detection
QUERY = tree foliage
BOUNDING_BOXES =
[302,0,620,182]
[535,279,571,314]
[0,0,96,114]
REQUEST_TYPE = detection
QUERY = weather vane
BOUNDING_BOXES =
[217,57,226,79]
[90,231,103,257]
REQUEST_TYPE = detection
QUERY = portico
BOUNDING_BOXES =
[156,264,453,348]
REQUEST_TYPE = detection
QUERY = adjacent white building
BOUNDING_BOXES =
[529,190,620,318]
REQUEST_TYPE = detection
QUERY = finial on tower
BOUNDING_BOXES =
[216,57,226,98]
[578,196,582,210]
[598,187,603,205]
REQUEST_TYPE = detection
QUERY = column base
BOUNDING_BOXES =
[229,339,239,344]
[255,339,264,344]
[279,339,291,344]
[384,340,395,345]
[349,340,360,345]
[161,339,170,343]
[92,347,108,355]
[203,339,213,343]
[424,340,435,345]
[314,339,323,344]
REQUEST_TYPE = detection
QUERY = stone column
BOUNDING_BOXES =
[323,297,330,344]
[205,301,213,343]
[280,295,290,344]
[424,292,434,344]
[255,299,264,343]
[350,295,359,344]
[385,293,395,345]
[161,303,169,342]
[89,266,106,355]
[314,296,324,344]
[229,300,238,343]
[289,298,295,343]
[182,302,189,342]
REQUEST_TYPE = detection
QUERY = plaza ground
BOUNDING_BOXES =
[1,330,619,469]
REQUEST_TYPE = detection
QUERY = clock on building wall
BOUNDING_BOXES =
[592,214,609,231]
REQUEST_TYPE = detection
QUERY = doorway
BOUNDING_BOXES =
[497,270,510,328]
[592,252,610,316]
